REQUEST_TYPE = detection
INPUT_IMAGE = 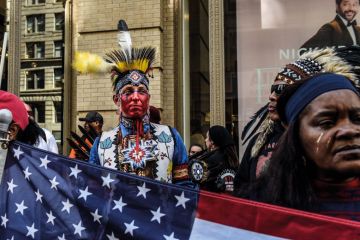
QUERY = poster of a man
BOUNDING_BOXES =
[301,0,360,49]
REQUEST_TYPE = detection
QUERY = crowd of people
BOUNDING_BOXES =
[2,18,360,225]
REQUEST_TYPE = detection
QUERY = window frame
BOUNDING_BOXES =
[26,42,45,59]
[53,41,63,58]
[27,0,45,5]
[26,14,45,34]
[53,67,64,88]
[54,13,64,31]
[25,69,45,90]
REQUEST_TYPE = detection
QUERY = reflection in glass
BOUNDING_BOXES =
[224,0,239,151]
[189,0,209,148]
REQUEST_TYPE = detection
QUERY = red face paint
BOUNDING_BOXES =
[118,85,150,119]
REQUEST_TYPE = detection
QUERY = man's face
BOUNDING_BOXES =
[113,84,150,119]
[268,80,287,122]
[84,121,102,134]
[337,0,359,22]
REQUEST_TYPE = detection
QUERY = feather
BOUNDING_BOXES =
[104,47,156,74]
[335,46,360,86]
[241,103,269,143]
[73,51,113,74]
[66,138,89,160]
[117,19,132,56]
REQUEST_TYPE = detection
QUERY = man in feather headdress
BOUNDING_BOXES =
[234,46,360,194]
[73,20,191,185]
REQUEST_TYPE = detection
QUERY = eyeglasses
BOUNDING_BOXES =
[270,84,287,96]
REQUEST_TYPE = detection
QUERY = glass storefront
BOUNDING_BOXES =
[188,0,209,149]
[222,0,360,156]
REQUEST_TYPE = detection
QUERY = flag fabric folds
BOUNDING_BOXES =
[1,142,360,240]
[0,142,197,239]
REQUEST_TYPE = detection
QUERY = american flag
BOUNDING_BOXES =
[0,142,197,240]
[1,142,360,240]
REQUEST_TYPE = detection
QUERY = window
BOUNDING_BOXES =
[54,41,63,58]
[54,13,64,31]
[26,70,45,89]
[53,68,64,88]
[27,0,45,5]
[26,42,45,59]
[54,102,62,123]
[27,102,45,123]
[52,131,62,142]
[26,15,45,33]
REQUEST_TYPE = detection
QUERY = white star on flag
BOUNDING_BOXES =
[26,223,38,238]
[61,198,73,214]
[113,196,127,213]
[23,167,32,180]
[78,186,92,201]
[163,232,179,240]
[106,232,119,240]
[90,208,102,223]
[101,173,114,188]
[175,191,190,209]
[136,182,150,199]
[57,233,66,240]
[124,220,139,236]
[49,176,60,190]
[69,164,82,178]
[73,220,85,237]
[1,213,8,227]
[46,210,56,225]
[150,207,165,224]
[15,200,28,215]
[13,146,23,159]
[35,189,43,203]
[39,155,51,169]
[7,179,17,193]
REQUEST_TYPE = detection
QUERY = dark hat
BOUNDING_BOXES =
[79,111,103,124]
[209,125,235,149]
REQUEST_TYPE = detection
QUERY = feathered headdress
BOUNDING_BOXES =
[243,46,360,158]
[73,20,156,93]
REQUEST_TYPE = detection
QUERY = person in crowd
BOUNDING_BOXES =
[149,105,161,124]
[188,143,204,156]
[24,103,58,154]
[234,47,359,192]
[246,73,360,221]
[301,0,360,50]
[190,125,238,193]
[79,111,104,135]
[73,30,191,186]
[0,91,29,142]
[68,111,103,159]
[190,119,205,149]
[0,91,58,154]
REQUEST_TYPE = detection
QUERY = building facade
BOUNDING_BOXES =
[19,0,64,149]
